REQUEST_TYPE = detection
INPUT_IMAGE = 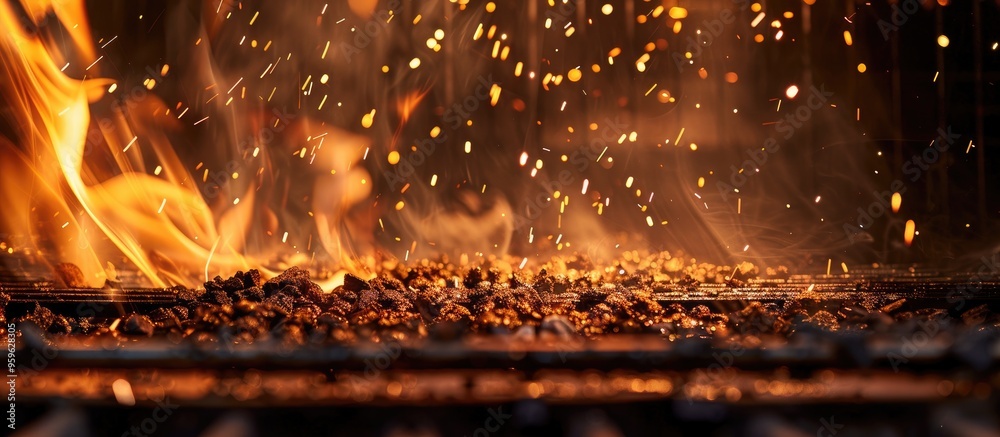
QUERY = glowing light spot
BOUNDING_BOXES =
[857,63,867,73]
[724,72,739,83]
[891,192,902,213]
[112,379,135,406]
[668,7,688,19]
[843,30,853,46]
[904,220,916,246]
[601,4,613,15]
[388,151,400,165]
[361,109,376,128]
[395,201,405,211]
[567,69,582,82]
[785,85,799,99]
[409,57,421,69]
[937,35,950,47]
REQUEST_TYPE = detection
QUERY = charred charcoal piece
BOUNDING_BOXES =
[688,305,713,321]
[171,306,190,320]
[122,314,155,337]
[149,307,182,330]
[534,270,553,294]
[0,292,8,324]
[243,269,263,288]
[54,263,87,288]
[176,287,199,304]
[19,304,55,332]
[205,275,226,292]
[880,298,907,314]
[434,302,471,324]
[234,286,265,302]
[731,302,778,335]
[961,304,991,326]
[804,310,839,331]
[71,317,96,334]
[264,292,295,314]
[48,315,72,335]
[201,289,233,306]
[264,267,324,303]
[343,273,370,292]
[463,267,483,289]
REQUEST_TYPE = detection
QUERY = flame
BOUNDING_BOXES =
[904,220,916,247]
[0,0,264,286]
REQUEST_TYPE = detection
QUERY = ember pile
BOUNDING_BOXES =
[4,261,998,348]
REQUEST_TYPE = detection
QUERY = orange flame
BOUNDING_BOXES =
[0,0,266,286]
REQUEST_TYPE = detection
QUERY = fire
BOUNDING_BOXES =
[0,0,277,287]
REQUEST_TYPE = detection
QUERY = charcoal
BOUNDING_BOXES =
[19,304,55,332]
[962,304,990,326]
[234,286,265,302]
[201,289,233,306]
[343,273,369,292]
[264,267,324,303]
[221,276,245,292]
[55,263,87,288]
[242,269,263,288]
[48,315,72,335]
[122,314,155,337]
[205,275,226,291]
[171,306,190,320]
[463,267,483,288]
[264,292,295,314]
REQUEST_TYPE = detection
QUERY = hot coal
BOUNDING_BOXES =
[4,264,1000,348]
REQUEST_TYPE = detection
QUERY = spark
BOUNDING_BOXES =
[100,35,118,48]
[123,136,138,152]
[193,116,209,125]
[227,77,243,94]
[157,198,166,214]
[85,56,103,70]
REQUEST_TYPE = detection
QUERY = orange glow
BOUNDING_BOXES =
[904,220,916,246]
